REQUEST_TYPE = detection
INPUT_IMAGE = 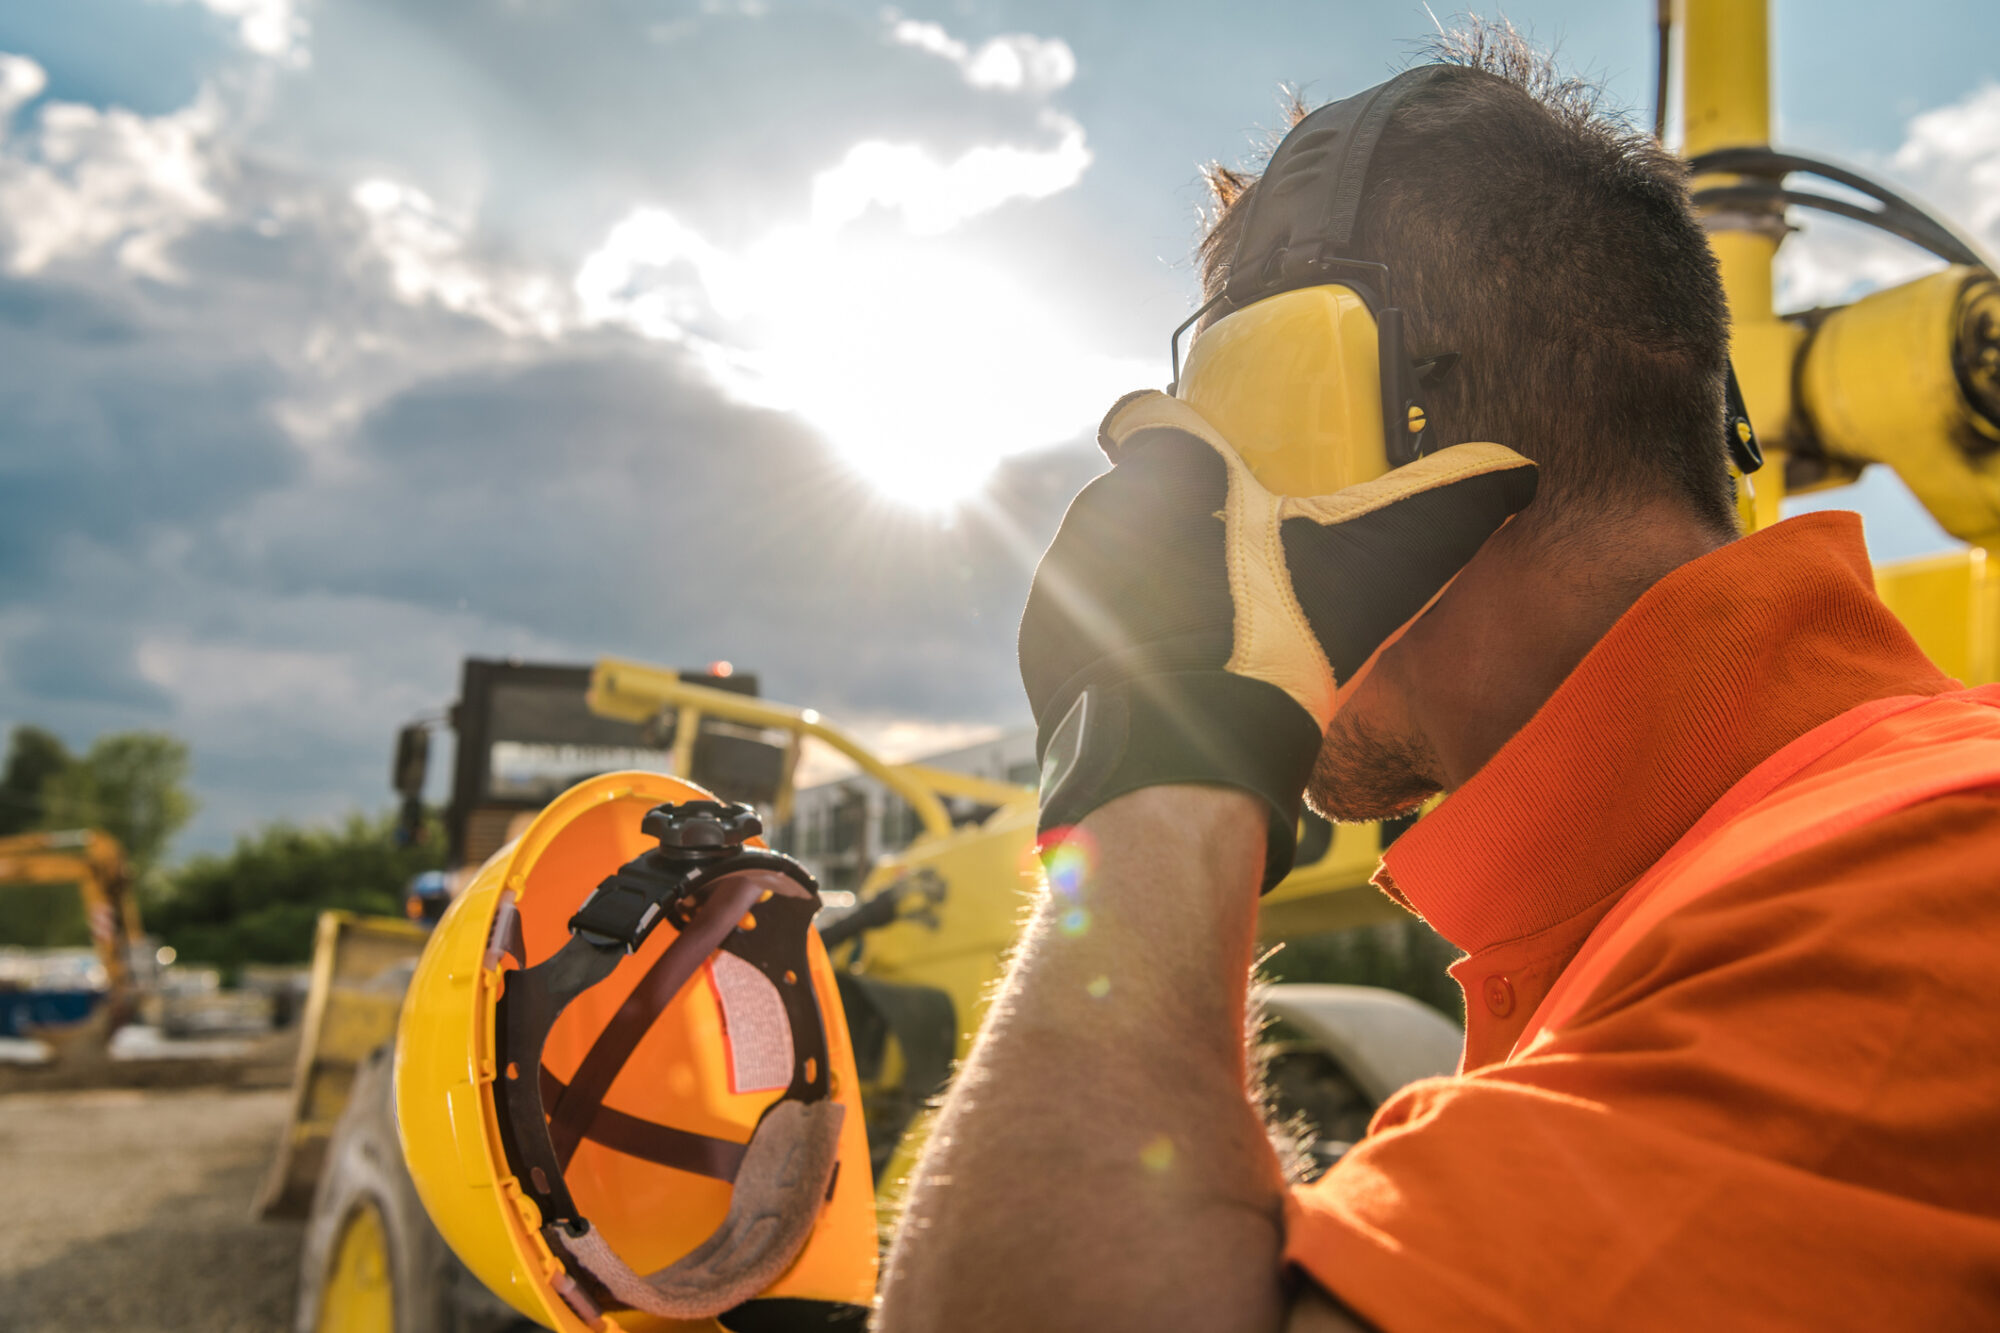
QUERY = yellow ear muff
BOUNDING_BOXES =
[1174,284,1393,498]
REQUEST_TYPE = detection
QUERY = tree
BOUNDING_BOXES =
[0,726,71,837]
[148,809,445,970]
[38,731,197,877]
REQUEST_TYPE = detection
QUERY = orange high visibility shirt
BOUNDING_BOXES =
[1285,512,2000,1329]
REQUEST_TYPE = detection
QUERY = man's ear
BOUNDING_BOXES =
[1283,1278,1376,1333]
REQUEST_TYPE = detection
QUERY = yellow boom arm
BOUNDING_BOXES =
[587,658,1035,841]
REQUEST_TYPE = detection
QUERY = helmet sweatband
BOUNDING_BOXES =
[555,1099,845,1319]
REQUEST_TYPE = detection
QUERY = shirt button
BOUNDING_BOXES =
[1482,974,1516,1018]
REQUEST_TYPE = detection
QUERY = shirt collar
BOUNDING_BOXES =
[1378,511,1955,956]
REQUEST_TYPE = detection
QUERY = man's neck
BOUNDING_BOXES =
[1408,505,1735,792]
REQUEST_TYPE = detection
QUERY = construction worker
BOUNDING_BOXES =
[876,28,2000,1333]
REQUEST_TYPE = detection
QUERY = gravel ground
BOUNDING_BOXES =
[0,1086,303,1332]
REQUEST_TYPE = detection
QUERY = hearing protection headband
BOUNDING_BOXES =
[1171,64,1762,475]
[490,799,843,1323]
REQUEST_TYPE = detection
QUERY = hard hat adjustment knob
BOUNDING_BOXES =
[568,800,801,953]
[640,799,762,851]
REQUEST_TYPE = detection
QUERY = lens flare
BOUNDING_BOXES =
[1036,825,1097,899]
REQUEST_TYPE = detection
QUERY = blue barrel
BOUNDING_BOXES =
[0,990,102,1038]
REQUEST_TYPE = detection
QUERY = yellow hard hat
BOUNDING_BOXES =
[395,770,877,1330]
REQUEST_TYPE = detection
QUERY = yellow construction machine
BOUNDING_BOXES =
[1675,1,2000,587]
[0,828,145,1051]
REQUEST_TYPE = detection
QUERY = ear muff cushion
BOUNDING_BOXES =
[556,1099,846,1320]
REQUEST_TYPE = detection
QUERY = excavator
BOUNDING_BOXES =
[0,828,144,1050]
[272,2,2000,1328]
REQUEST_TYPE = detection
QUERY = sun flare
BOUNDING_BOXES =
[576,132,1153,511]
[740,237,1150,509]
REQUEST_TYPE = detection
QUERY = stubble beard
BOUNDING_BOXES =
[1305,710,1445,824]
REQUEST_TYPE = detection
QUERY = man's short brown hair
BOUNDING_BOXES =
[1199,22,1738,538]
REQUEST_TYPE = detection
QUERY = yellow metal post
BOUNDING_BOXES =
[670,702,702,780]
[1680,0,1797,532]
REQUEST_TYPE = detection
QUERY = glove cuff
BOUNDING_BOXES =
[1035,672,1321,890]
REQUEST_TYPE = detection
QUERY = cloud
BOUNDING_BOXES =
[116,326,1097,701]
[161,0,309,64]
[0,55,224,279]
[569,16,1139,510]
[351,178,568,338]
[574,208,735,339]
[6,615,174,710]
[810,111,1090,234]
[0,274,300,598]
[242,1,1087,267]
[1892,83,2000,241]
[1777,82,2000,309]
[123,584,576,834]
[574,197,1148,506]
[0,51,45,120]
[0,1,1122,859]
[888,19,1078,96]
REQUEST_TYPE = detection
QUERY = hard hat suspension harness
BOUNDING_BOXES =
[490,800,844,1323]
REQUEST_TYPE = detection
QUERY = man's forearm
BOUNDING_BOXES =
[875,785,1291,1332]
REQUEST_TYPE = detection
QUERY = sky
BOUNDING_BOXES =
[1,0,1997,856]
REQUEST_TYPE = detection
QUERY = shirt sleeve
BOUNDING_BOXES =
[1284,791,2000,1333]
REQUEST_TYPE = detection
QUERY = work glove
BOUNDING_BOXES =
[1020,390,1537,887]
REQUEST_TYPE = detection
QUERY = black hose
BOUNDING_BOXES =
[1689,147,1994,269]
[1694,147,1941,222]
[1691,184,1983,267]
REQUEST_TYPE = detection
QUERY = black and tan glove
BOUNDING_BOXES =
[1019,390,1537,886]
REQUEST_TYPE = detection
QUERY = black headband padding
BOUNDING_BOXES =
[1225,64,1466,310]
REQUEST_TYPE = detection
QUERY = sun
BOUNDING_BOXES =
[737,234,1154,511]
[578,213,1155,512]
